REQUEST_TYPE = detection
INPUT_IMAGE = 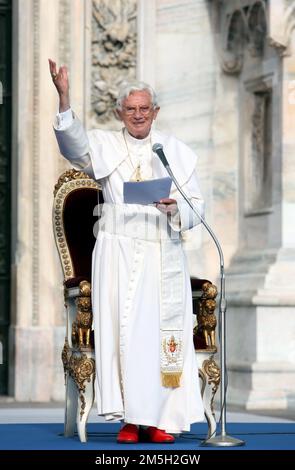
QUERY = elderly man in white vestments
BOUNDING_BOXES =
[49,59,205,444]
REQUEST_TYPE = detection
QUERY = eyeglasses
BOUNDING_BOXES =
[122,106,154,116]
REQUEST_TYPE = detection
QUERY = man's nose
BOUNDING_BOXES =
[134,108,143,118]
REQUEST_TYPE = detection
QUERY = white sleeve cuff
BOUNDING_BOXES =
[55,108,73,130]
[169,198,205,232]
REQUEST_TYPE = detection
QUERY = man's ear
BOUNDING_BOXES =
[153,106,160,121]
[113,109,122,121]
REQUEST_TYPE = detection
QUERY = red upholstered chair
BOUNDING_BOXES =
[53,169,219,442]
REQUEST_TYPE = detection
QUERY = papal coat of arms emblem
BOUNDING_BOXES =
[167,335,178,353]
[162,334,182,364]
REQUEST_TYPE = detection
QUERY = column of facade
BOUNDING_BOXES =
[11,0,88,401]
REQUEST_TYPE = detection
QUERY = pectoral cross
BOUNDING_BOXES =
[130,164,142,182]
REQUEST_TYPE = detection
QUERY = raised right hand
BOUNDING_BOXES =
[48,58,70,112]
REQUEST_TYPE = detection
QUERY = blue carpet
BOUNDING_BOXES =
[0,422,294,450]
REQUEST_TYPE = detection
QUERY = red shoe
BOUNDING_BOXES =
[117,424,139,444]
[140,426,175,443]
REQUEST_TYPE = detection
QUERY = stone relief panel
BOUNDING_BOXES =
[248,90,272,212]
[91,0,137,124]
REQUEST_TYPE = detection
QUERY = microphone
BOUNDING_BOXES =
[152,143,173,169]
[152,143,170,168]
[152,143,244,448]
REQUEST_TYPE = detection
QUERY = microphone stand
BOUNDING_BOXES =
[163,163,244,447]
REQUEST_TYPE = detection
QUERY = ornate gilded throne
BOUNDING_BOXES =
[53,169,102,442]
[53,169,220,442]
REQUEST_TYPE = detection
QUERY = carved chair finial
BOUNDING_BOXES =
[54,169,91,196]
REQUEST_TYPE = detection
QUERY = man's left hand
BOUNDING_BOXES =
[155,198,178,216]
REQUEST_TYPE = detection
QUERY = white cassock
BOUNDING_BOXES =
[54,109,205,433]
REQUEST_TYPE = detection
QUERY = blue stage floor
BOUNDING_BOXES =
[0,422,294,450]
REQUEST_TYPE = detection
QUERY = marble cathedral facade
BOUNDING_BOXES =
[1,0,295,409]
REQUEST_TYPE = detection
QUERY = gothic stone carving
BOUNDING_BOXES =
[91,0,137,123]
[223,9,248,74]
[214,1,268,74]
[248,1,267,57]
[266,1,295,56]
[249,91,272,211]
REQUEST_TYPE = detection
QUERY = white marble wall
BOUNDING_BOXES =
[140,0,240,284]
[151,0,225,280]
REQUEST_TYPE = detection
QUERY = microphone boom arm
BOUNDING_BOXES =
[158,156,244,447]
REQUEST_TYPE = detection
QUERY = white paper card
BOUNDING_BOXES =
[123,177,172,205]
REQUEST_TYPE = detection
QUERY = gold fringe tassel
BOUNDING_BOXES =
[161,372,182,388]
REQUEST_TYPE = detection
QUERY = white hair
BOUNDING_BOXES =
[116,81,159,110]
